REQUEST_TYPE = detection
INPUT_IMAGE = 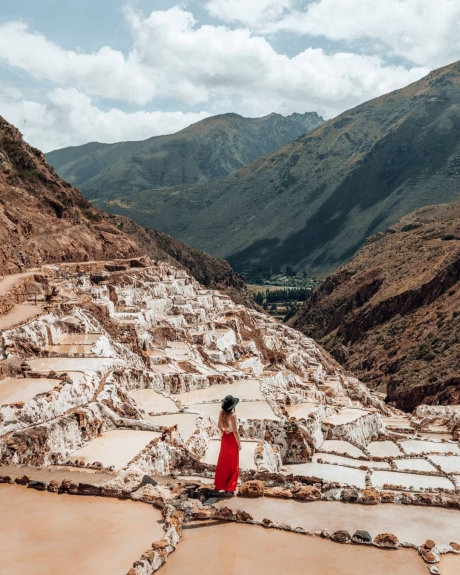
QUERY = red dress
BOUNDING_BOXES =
[214,429,239,491]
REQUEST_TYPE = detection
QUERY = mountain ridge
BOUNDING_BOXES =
[47,111,325,200]
[97,60,460,277]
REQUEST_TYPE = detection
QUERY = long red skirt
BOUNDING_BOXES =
[214,431,239,491]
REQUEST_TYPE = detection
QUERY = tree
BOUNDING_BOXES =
[254,292,264,305]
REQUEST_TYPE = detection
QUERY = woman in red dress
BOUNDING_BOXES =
[214,395,242,495]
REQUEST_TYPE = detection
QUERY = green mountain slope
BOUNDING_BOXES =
[46,138,158,187]
[47,111,324,202]
[107,61,460,278]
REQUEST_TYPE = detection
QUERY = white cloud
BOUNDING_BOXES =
[262,0,460,67]
[0,88,209,152]
[205,0,295,26]
[124,6,426,113]
[0,21,156,105]
[0,7,427,116]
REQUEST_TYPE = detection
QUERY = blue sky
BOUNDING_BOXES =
[0,0,459,151]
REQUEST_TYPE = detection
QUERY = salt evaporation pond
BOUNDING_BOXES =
[0,485,164,575]
[0,378,61,405]
[191,401,278,421]
[394,459,437,472]
[214,498,460,547]
[284,462,367,488]
[130,389,179,414]
[2,464,115,484]
[367,441,402,458]
[285,402,318,419]
[400,439,460,455]
[28,357,120,373]
[418,432,454,441]
[429,455,460,474]
[313,453,390,469]
[146,413,199,440]
[68,429,161,469]
[323,408,369,426]
[204,439,258,470]
[57,333,102,345]
[372,470,454,491]
[441,554,460,575]
[160,522,426,575]
[320,440,367,458]
[173,379,264,404]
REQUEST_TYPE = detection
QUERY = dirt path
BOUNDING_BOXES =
[0,303,46,331]
[0,272,40,297]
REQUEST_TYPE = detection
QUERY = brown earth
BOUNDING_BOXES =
[0,116,251,306]
[291,202,460,411]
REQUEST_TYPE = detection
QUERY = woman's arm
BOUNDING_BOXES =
[218,411,224,433]
[231,413,242,450]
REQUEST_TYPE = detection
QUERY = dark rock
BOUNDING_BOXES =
[27,480,47,491]
[77,483,101,496]
[353,530,372,542]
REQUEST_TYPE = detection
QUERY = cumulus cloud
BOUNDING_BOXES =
[205,0,295,26]
[0,88,209,152]
[125,6,426,112]
[0,3,450,150]
[261,0,460,68]
[0,7,427,114]
[0,21,155,105]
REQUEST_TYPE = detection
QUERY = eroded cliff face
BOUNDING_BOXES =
[291,202,460,411]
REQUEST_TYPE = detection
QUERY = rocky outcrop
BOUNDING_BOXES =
[292,201,460,411]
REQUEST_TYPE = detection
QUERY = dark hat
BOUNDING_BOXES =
[221,395,239,413]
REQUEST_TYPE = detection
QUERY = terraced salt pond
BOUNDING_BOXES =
[130,389,179,414]
[204,439,258,470]
[367,441,402,458]
[160,522,426,575]
[1,485,164,575]
[441,554,460,575]
[313,453,390,469]
[400,439,460,455]
[0,378,61,405]
[213,498,460,547]
[372,470,454,491]
[429,455,460,474]
[68,429,161,469]
[44,333,103,354]
[319,440,367,458]
[190,400,278,421]
[394,459,437,472]
[146,413,199,440]
[173,379,264,404]
[285,402,318,419]
[323,408,369,426]
[28,357,121,373]
[284,462,367,488]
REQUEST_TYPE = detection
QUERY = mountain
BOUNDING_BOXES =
[0,115,251,304]
[44,138,159,188]
[110,60,460,277]
[291,201,460,411]
[47,111,325,201]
